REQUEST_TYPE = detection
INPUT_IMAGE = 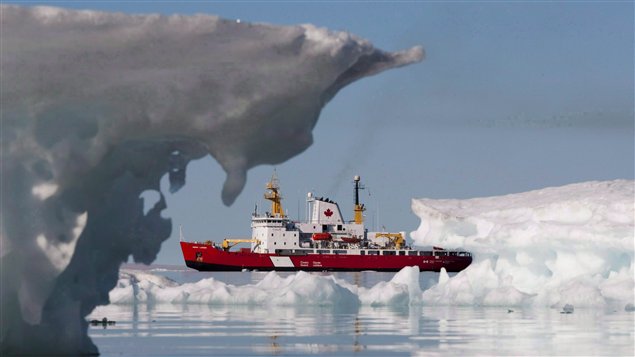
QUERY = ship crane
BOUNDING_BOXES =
[221,238,260,251]
[374,233,405,249]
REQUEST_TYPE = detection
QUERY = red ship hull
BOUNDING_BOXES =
[180,242,472,272]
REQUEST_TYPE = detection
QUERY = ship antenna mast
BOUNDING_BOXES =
[264,170,284,217]
[353,175,366,224]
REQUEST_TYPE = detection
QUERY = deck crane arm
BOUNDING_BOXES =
[374,233,405,249]
[221,238,259,251]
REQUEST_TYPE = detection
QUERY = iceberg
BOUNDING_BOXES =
[412,180,634,309]
[336,266,423,306]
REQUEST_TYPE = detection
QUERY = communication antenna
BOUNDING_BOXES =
[353,175,366,224]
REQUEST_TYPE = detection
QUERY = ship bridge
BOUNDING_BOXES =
[251,215,286,226]
[250,173,300,253]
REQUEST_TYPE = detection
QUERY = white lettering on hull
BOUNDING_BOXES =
[270,256,294,268]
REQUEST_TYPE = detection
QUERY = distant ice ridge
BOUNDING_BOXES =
[110,267,422,307]
[411,180,634,309]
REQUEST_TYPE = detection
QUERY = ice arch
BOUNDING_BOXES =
[0,5,423,355]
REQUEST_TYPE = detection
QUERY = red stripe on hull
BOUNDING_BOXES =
[180,242,471,272]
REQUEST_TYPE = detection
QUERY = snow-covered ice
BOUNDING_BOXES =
[110,267,422,307]
[412,180,634,309]
[111,269,363,306]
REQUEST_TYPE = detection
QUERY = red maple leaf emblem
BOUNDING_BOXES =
[324,208,333,217]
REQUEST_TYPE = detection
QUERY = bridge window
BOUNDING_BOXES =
[399,251,406,256]
[333,250,346,254]
[368,250,379,255]
[408,251,418,256]
[382,251,396,256]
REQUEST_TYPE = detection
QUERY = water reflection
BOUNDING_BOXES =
[89,302,633,356]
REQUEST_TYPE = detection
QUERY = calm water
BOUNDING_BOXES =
[88,269,634,356]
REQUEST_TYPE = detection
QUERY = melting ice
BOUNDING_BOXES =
[412,180,634,309]
[110,267,423,307]
[0,5,422,355]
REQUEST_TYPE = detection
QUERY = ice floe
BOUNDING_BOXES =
[413,180,634,309]
[110,267,425,307]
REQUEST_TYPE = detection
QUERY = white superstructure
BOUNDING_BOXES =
[246,173,405,254]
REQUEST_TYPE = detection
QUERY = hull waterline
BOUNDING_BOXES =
[181,242,472,272]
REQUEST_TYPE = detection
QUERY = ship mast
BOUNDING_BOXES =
[353,175,365,224]
[264,171,284,217]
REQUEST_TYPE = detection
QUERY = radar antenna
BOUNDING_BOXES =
[264,170,284,217]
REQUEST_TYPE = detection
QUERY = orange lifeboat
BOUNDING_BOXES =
[311,232,332,241]
[341,236,361,244]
